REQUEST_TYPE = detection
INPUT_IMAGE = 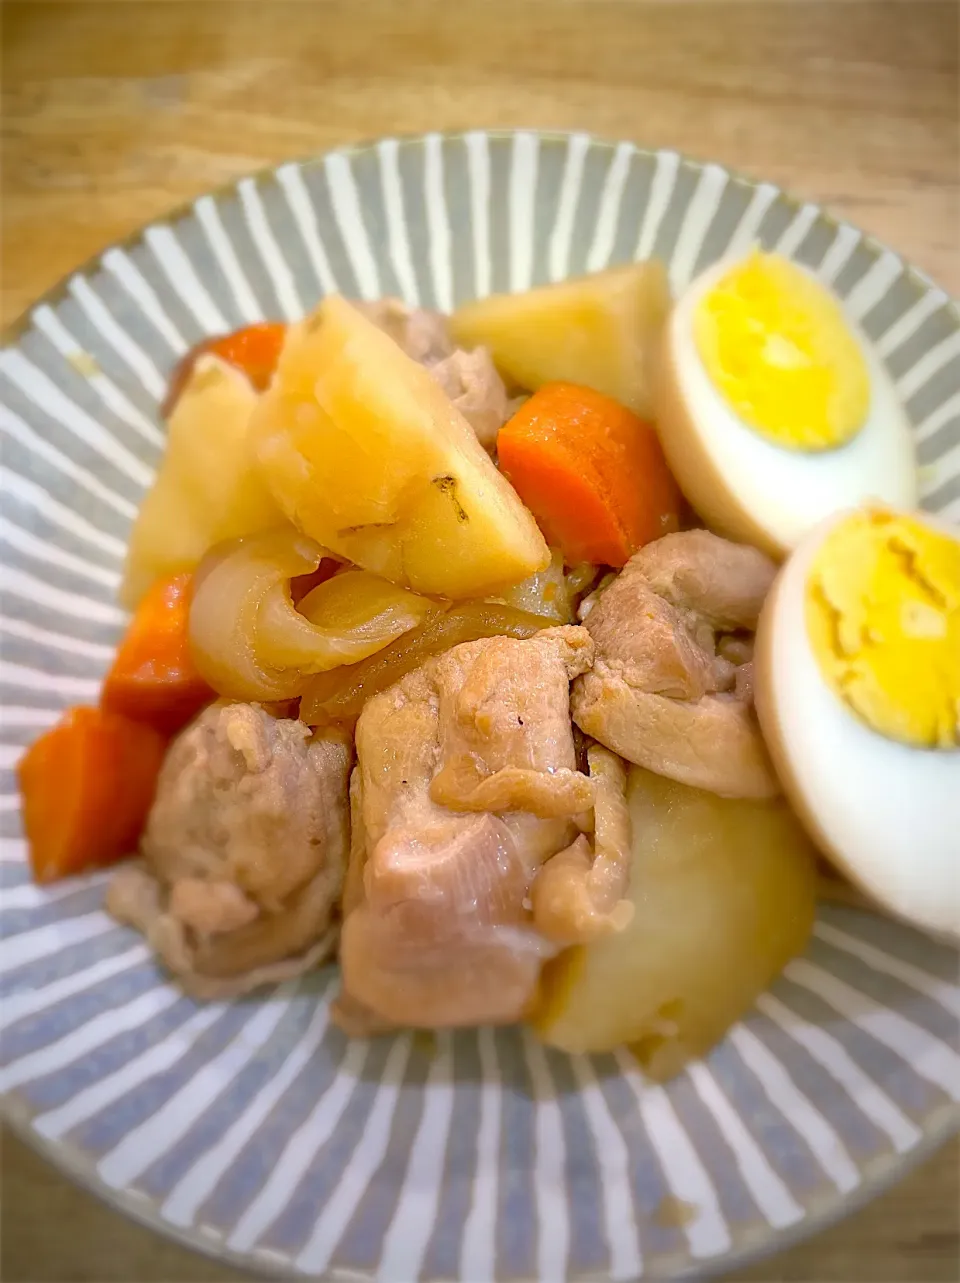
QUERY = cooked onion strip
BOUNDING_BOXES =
[257,568,434,669]
[488,551,601,624]
[300,601,556,727]
[189,528,434,702]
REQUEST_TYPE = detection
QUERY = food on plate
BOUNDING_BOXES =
[122,355,283,607]
[335,626,600,1033]
[427,346,519,453]
[17,249,935,1073]
[355,298,456,365]
[572,529,780,797]
[450,261,671,418]
[531,743,634,945]
[755,507,960,939]
[358,298,519,452]
[188,527,435,702]
[498,382,681,566]
[488,551,600,624]
[300,601,559,727]
[101,572,213,735]
[654,249,917,557]
[428,625,595,817]
[106,703,351,997]
[532,766,818,1078]
[251,295,549,596]
[18,706,166,883]
[803,509,959,749]
[161,321,288,417]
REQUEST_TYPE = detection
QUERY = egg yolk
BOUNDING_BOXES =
[805,509,960,749]
[694,250,870,451]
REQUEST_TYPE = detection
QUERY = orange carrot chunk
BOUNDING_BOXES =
[101,572,213,735]
[18,706,166,883]
[162,322,287,416]
[208,322,288,391]
[497,382,682,566]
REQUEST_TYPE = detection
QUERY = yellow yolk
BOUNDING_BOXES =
[694,250,871,451]
[805,509,960,749]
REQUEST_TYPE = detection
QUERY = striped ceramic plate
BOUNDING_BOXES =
[1,130,958,1282]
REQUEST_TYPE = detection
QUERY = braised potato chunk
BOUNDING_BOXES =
[450,261,670,418]
[532,766,817,1079]
[251,296,549,598]
[121,356,282,608]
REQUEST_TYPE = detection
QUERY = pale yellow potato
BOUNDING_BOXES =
[251,296,549,599]
[532,766,817,1080]
[450,261,671,417]
[121,356,283,608]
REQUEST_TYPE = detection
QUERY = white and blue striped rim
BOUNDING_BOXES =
[1,130,958,1282]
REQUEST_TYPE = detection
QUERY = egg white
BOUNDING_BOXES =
[754,512,960,941]
[655,257,918,559]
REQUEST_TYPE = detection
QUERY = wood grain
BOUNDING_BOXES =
[1,2,958,1281]
[2,0,958,328]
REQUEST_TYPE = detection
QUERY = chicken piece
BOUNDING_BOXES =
[108,862,340,999]
[357,297,516,451]
[341,767,368,921]
[430,626,595,817]
[630,529,776,631]
[354,297,455,365]
[429,347,518,452]
[573,675,776,798]
[169,879,259,935]
[106,702,351,996]
[336,629,595,1033]
[142,702,350,911]
[531,744,634,945]
[572,531,780,798]
[336,665,557,1031]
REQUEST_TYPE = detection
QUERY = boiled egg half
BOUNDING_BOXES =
[655,250,917,558]
[754,506,960,939]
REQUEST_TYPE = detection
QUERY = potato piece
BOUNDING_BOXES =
[121,356,283,608]
[532,766,817,1080]
[251,297,550,599]
[450,262,671,418]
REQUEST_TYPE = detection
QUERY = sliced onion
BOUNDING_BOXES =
[189,528,437,703]
[488,552,602,624]
[190,528,323,701]
[257,568,435,670]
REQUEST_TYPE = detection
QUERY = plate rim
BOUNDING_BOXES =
[3,126,958,348]
[2,125,959,1281]
[4,1082,958,1283]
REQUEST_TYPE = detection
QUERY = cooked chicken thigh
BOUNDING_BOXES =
[428,347,520,452]
[355,298,455,366]
[531,744,634,945]
[430,627,594,816]
[337,627,604,1033]
[107,702,351,997]
[572,531,780,798]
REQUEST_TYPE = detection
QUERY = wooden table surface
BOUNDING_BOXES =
[2,1,958,1279]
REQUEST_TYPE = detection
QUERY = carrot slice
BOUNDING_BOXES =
[101,572,213,735]
[162,322,287,416]
[208,322,287,390]
[497,382,681,566]
[18,707,166,883]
